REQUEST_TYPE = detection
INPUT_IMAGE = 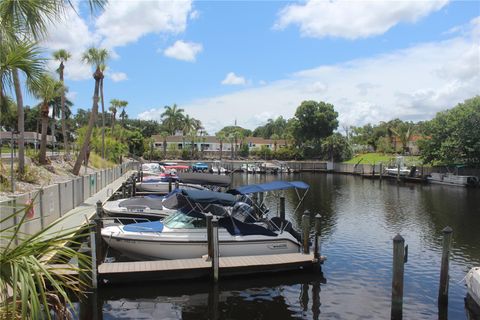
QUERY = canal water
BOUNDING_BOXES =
[81,173,480,319]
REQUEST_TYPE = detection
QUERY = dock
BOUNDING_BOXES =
[98,253,324,284]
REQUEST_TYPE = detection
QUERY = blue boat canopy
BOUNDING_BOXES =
[229,181,309,195]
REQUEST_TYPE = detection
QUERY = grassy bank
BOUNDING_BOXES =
[344,153,423,165]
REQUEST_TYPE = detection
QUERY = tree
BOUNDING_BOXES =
[99,63,107,159]
[159,131,169,158]
[28,73,63,164]
[271,133,280,152]
[118,100,128,128]
[52,49,71,155]
[109,99,119,129]
[161,104,184,135]
[321,133,353,162]
[72,47,108,175]
[390,122,414,154]
[419,96,480,165]
[0,41,44,173]
[292,100,339,146]
[215,132,226,160]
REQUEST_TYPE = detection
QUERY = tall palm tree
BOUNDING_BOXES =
[160,131,169,158]
[109,98,119,129]
[99,63,106,159]
[271,133,279,152]
[28,73,63,164]
[161,104,184,135]
[52,49,71,156]
[390,124,413,155]
[72,47,108,175]
[0,40,44,173]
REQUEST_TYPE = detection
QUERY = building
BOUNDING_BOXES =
[0,131,56,146]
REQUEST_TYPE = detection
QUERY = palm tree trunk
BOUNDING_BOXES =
[72,70,102,175]
[100,78,105,159]
[12,69,25,174]
[59,62,69,156]
[39,103,49,164]
[163,137,167,158]
[219,141,223,160]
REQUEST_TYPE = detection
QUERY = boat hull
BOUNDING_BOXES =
[102,227,301,260]
[467,267,480,308]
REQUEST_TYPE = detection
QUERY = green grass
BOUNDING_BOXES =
[88,152,116,169]
[344,153,423,165]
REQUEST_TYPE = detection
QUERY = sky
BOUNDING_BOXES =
[34,0,480,134]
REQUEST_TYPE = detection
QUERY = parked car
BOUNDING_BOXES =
[191,162,209,172]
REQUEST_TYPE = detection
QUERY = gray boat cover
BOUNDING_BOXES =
[119,196,164,210]
[178,172,231,187]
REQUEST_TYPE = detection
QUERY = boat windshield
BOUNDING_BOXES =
[163,211,206,229]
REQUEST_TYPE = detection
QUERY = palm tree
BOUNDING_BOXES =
[159,131,169,158]
[0,0,106,174]
[1,197,91,319]
[161,104,184,135]
[118,100,128,128]
[28,74,63,164]
[215,132,226,160]
[99,63,107,159]
[271,133,279,153]
[72,47,108,175]
[109,98,119,129]
[0,40,44,173]
[52,49,71,156]
[390,124,414,155]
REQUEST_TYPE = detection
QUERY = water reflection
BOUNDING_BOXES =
[85,273,326,320]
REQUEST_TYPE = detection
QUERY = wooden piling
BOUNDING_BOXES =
[132,177,136,197]
[206,214,213,261]
[397,164,401,182]
[121,182,126,198]
[391,234,405,320]
[279,196,286,220]
[438,226,453,306]
[212,217,220,282]
[380,163,383,181]
[302,212,310,254]
[314,214,321,261]
[168,178,172,193]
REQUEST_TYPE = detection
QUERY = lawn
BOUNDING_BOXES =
[344,153,423,165]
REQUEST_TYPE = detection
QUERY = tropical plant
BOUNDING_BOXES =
[72,47,108,175]
[161,104,184,135]
[390,122,414,155]
[118,100,128,128]
[0,196,91,319]
[28,73,64,164]
[109,98,119,129]
[215,132,226,160]
[52,49,71,155]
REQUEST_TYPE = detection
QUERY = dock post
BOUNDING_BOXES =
[302,211,311,254]
[397,164,401,182]
[140,170,143,182]
[391,234,405,320]
[121,182,126,198]
[438,226,453,306]
[314,214,322,261]
[206,213,213,260]
[78,244,92,289]
[94,201,104,270]
[379,163,383,181]
[132,177,136,197]
[211,217,220,282]
[168,178,172,193]
[279,196,286,220]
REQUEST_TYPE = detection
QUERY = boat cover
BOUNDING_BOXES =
[124,221,164,232]
[163,189,236,210]
[219,216,277,237]
[178,172,231,187]
[118,196,164,210]
[229,181,309,195]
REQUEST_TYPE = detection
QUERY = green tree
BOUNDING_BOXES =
[52,49,71,155]
[215,132,226,160]
[390,122,414,154]
[28,73,63,164]
[109,99,119,129]
[292,100,339,147]
[161,104,184,135]
[321,133,353,162]
[72,47,109,175]
[419,96,480,165]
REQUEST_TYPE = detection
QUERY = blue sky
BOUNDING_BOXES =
[36,0,480,134]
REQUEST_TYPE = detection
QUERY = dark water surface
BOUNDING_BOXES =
[81,173,480,319]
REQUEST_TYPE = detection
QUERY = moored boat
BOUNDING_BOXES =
[466,267,480,308]
[428,172,479,187]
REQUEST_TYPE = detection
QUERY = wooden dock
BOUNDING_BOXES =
[98,253,324,284]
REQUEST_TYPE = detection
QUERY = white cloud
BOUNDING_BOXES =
[221,72,247,85]
[163,40,203,62]
[139,17,480,134]
[96,0,193,48]
[110,72,128,82]
[275,0,449,39]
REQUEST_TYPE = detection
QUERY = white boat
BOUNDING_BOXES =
[102,181,309,260]
[466,267,480,308]
[211,161,228,174]
[428,172,479,188]
[241,163,264,174]
[136,181,205,193]
[102,195,174,221]
[384,167,412,176]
